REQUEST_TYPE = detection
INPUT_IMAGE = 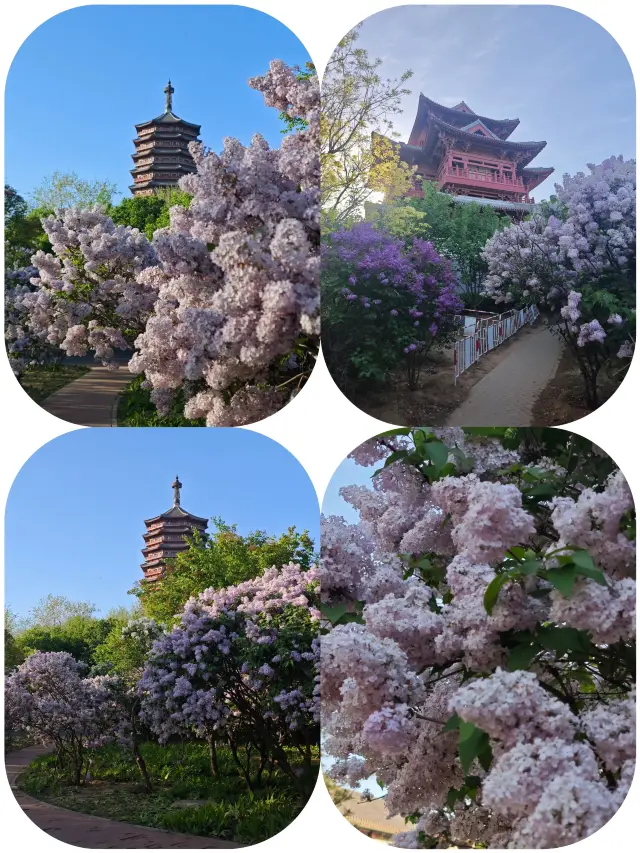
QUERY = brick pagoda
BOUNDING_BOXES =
[140,476,208,581]
[377,95,554,217]
[130,81,201,197]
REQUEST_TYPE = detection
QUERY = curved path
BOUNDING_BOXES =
[446,325,563,426]
[40,366,131,427]
[5,746,241,849]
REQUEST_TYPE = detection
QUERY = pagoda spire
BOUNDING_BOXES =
[172,475,182,506]
[164,79,174,113]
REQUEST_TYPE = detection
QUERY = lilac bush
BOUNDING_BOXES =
[482,156,636,407]
[139,563,320,790]
[10,60,319,426]
[322,222,463,391]
[321,428,635,849]
[4,267,65,376]
[5,651,126,785]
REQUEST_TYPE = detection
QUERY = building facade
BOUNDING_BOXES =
[130,81,201,197]
[140,477,208,581]
[378,94,554,218]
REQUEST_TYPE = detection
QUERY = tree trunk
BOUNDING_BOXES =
[207,734,219,777]
[133,741,152,793]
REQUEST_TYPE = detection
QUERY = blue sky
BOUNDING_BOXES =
[356,4,635,200]
[5,428,319,620]
[5,5,310,201]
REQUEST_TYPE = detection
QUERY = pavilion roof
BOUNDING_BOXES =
[135,110,201,133]
[409,94,520,144]
[144,504,209,525]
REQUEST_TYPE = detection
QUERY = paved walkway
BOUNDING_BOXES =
[40,366,132,427]
[5,746,241,849]
[447,325,563,426]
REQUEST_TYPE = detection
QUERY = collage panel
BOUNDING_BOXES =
[5,428,320,846]
[320,426,635,847]
[5,4,319,428]
[320,5,635,427]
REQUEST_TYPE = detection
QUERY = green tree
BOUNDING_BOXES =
[4,629,25,673]
[321,26,414,226]
[132,518,316,624]
[4,185,50,268]
[25,594,97,628]
[407,181,510,307]
[108,188,191,241]
[31,171,118,210]
[16,615,115,666]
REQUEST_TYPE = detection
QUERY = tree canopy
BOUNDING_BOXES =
[131,518,316,625]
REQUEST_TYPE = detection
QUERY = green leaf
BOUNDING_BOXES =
[483,574,509,615]
[519,559,542,576]
[539,626,591,656]
[571,550,596,571]
[376,428,411,439]
[442,713,460,732]
[319,603,349,624]
[458,722,490,774]
[543,566,578,598]
[423,441,449,472]
[507,643,540,671]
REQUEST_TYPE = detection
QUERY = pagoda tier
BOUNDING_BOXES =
[140,477,208,581]
[130,81,201,197]
[380,94,554,210]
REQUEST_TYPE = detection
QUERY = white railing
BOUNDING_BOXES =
[453,306,539,383]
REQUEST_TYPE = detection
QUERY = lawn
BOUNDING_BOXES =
[20,741,318,844]
[117,375,205,426]
[17,365,90,405]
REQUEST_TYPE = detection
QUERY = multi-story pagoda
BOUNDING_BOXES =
[377,94,554,217]
[130,81,201,197]
[140,476,208,582]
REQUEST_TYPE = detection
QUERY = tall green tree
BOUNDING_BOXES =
[25,594,97,628]
[16,615,115,666]
[31,171,118,210]
[108,188,191,241]
[4,185,50,268]
[407,181,510,307]
[321,26,414,226]
[132,518,316,625]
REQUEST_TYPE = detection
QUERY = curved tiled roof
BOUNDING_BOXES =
[431,116,547,155]
[136,110,200,132]
[414,94,520,141]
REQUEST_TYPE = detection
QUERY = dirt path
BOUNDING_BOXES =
[5,746,241,849]
[40,366,132,427]
[446,325,563,426]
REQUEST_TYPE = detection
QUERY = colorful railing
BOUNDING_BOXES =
[453,305,539,383]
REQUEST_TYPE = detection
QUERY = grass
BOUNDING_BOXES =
[117,375,205,426]
[18,365,90,404]
[20,741,318,844]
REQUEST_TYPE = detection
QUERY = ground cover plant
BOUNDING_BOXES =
[321,427,635,849]
[20,740,316,844]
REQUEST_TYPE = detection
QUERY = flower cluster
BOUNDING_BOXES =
[130,60,320,425]
[482,156,636,406]
[139,563,319,777]
[5,267,63,375]
[4,651,127,783]
[321,428,635,848]
[322,222,463,388]
[14,209,158,365]
[10,61,319,426]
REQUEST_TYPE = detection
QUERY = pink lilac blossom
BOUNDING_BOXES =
[322,432,635,848]
[130,60,319,425]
